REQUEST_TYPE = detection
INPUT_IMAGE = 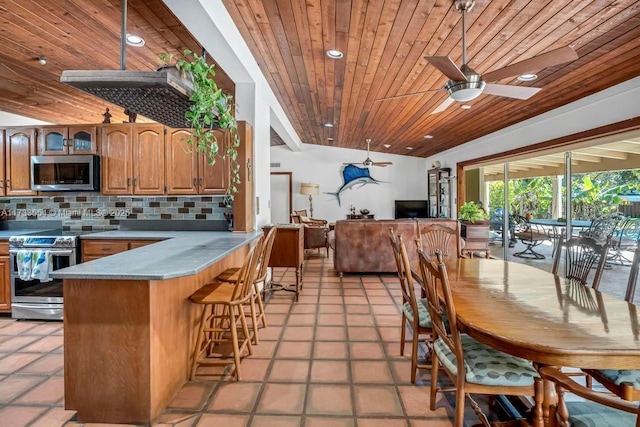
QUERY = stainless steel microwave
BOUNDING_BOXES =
[31,155,100,191]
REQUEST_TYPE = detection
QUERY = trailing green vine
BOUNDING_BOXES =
[159,50,240,197]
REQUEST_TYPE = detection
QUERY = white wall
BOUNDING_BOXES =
[425,76,640,216]
[271,144,427,222]
[0,111,50,127]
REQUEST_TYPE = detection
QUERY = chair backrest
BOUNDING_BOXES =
[416,222,460,258]
[295,209,308,217]
[388,229,419,321]
[416,249,448,340]
[417,250,462,368]
[539,366,640,427]
[616,218,640,250]
[290,213,302,224]
[256,227,278,284]
[551,236,610,289]
[626,241,640,303]
[232,235,265,301]
[583,213,625,243]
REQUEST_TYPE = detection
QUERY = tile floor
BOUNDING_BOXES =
[0,252,506,427]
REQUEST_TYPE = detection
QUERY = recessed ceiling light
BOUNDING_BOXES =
[518,73,538,82]
[424,135,433,139]
[37,55,47,66]
[383,144,391,148]
[406,147,413,150]
[322,122,334,128]
[326,49,344,59]
[126,34,145,47]
[461,105,472,109]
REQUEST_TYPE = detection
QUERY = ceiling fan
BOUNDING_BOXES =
[375,0,579,114]
[344,139,393,167]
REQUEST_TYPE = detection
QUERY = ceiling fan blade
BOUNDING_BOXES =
[430,97,455,115]
[425,56,468,81]
[483,83,541,100]
[375,88,440,102]
[372,162,392,167]
[483,45,578,83]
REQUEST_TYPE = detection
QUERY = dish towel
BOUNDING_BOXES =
[16,250,33,281]
[31,250,52,282]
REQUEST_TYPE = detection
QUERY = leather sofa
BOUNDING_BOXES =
[333,218,460,275]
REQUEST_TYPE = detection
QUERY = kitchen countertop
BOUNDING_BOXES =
[52,230,263,280]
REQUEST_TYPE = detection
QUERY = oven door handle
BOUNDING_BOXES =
[9,249,75,256]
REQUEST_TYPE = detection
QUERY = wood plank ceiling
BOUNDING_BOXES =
[1,0,639,160]
[0,0,234,125]
[223,0,640,157]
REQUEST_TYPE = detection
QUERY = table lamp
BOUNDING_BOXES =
[300,182,320,218]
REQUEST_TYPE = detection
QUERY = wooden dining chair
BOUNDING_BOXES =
[552,236,610,290]
[416,222,462,259]
[418,250,543,427]
[217,227,278,344]
[625,241,640,303]
[189,235,264,381]
[388,228,433,383]
[539,366,640,426]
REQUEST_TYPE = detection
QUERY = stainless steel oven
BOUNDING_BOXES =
[9,235,78,320]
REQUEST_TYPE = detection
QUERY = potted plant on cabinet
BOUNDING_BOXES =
[458,201,490,240]
[159,50,241,198]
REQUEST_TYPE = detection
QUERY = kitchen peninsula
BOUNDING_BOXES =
[52,230,262,425]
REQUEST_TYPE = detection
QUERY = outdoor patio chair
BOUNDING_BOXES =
[512,215,550,259]
[580,212,625,246]
[539,366,640,426]
[610,217,640,266]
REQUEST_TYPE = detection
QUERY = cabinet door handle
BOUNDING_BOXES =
[0,180,4,189]
[62,138,68,147]
[198,178,203,185]
[127,178,131,187]
[6,180,10,189]
[133,178,137,187]
[193,178,197,187]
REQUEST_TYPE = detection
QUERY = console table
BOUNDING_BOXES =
[346,214,374,219]
[263,224,304,301]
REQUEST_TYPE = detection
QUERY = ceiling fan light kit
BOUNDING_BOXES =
[376,0,578,113]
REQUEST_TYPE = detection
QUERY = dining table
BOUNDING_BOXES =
[419,257,640,426]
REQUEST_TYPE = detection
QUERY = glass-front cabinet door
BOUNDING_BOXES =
[38,126,97,155]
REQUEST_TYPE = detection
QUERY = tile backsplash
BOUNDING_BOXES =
[0,193,232,231]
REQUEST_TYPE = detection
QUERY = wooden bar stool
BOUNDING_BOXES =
[216,227,277,344]
[189,236,264,381]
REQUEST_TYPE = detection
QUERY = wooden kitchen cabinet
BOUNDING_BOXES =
[101,125,133,195]
[5,128,36,196]
[165,128,229,195]
[38,125,98,155]
[0,242,10,312]
[101,124,165,195]
[133,125,164,195]
[81,239,160,262]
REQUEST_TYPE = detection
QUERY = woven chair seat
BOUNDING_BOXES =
[402,298,432,328]
[434,333,539,387]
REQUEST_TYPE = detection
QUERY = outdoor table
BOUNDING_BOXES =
[529,218,592,254]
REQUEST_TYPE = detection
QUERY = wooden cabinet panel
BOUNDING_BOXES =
[0,130,5,196]
[199,129,229,195]
[233,121,254,231]
[165,129,198,195]
[38,125,97,155]
[81,239,160,262]
[0,242,9,312]
[128,240,158,249]
[101,125,132,195]
[5,128,35,196]
[133,125,164,195]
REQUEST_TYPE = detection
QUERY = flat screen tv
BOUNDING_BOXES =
[395,200,429,219]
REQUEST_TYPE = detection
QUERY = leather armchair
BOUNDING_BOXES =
[291,210,328,227]
[290,211,330,256]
